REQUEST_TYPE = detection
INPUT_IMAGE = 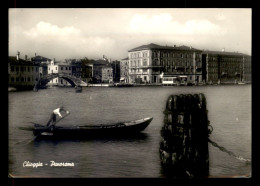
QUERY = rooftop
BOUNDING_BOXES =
[121,57,129,60]
[8,56,38,66]
[31,55,52,62]
[128,43,202,52]
[202,50,251,57]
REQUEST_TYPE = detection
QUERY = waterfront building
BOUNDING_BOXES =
[31,54,52,78]
[80,58,93,83]
[91,59,111,83]
[111,60,121,83]
[202,51,251,84]
[102,65,113,83]
[120,57,129,83]
[128,43,202,84]
[70,60,82,78]
[8,55,40,90]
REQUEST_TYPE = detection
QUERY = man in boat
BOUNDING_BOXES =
[46,106,69,128]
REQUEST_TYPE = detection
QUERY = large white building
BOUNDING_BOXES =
[128,43,203,84]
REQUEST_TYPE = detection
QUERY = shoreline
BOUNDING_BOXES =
[8,82,251,92]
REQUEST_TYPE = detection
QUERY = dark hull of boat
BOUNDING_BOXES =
[115,83,134,87]
[33,117,153,138]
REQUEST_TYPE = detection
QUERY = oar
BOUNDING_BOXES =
[18,112,70,145]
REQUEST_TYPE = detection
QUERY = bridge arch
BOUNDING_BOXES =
[37,73,83,88]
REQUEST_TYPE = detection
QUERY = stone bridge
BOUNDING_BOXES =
[36,73,87,89]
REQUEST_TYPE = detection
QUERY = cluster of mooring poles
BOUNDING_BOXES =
[159,93,210,178]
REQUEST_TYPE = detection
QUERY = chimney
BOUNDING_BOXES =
[35,53,37,57]
[25,55,27,60]
[16,51,20,60]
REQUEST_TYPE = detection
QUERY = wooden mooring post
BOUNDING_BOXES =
[159,93,210,178]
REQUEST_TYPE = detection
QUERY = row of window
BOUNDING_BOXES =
[120,61,129,66]
[10,66,38,72]
[208,57,243,63]
[130,51,202,59]
[130,52,148,59]
[48,66,72,71]
[10,76,38,82]
[152,52,198,59]
[130,69,148,73]
[130,59,148,67]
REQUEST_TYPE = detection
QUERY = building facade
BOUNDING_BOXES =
[101,66,113,83]
[31,55,52,79]
[202,51,251,84]
[91,59,112,83]
[111,60,120,83]
[8,56,40,90]
[128,43,203,84]
[120,57,129,83]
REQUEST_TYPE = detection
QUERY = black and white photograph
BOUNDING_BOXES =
[8,8,251,178]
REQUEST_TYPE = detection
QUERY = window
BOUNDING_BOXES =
[66,67,68,70]
[143,69,147,73]
[11,77,14,82]
[27,77,30,82]
[143,59,147,66]
[61,67,63,70]
[56,67,57,70]
[11,66,14,72]
[36,67,38,72]
[16,77,19,82]
[28,67,30,72]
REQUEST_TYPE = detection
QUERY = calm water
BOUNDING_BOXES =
[8,85,251,178]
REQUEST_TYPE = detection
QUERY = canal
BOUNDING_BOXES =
[8,85,251,177]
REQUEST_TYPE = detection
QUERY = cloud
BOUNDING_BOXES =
[24,21,81,37]
[215,13,226,21]
[127,13,225,35]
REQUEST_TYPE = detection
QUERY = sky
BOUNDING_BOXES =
[9,8,252,61]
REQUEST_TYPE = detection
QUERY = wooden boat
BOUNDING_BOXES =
[75,85,82,92]
[19,117,153,138]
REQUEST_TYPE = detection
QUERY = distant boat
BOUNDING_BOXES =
[19,117,153,138]
[114,83,134,87]
[75,85,82,92]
